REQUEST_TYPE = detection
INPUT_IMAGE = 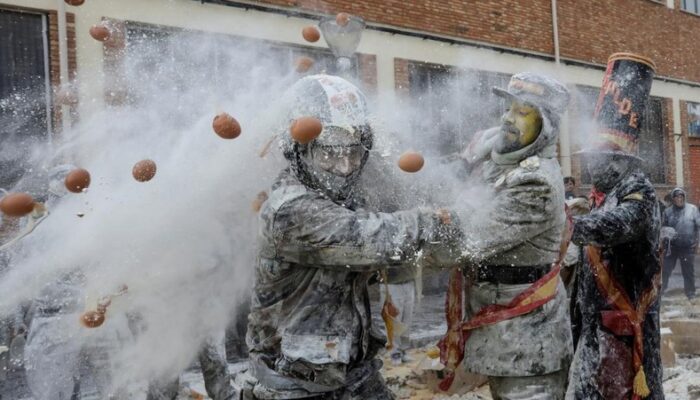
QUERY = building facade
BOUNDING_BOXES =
[2,0,700,201]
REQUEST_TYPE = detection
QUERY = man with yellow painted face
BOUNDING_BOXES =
[442,72,573,399]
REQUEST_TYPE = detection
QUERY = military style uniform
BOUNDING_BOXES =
[451,73,573,399]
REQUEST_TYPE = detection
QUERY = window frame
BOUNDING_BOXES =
[407,61,511,156]
[681,0,700,15]
[687,101,700,138]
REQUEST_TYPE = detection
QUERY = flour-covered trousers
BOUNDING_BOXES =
[489,369,567,400]
[378,281,415,353]
[146,335,235,400]
[25,312,134,400]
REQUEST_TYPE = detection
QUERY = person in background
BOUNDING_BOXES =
[564,176,577,200]
[661,187,700,302]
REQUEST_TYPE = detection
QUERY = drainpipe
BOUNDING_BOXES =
[673,98,684,186]
[551,0,572,175]
[551,0,560,65]
[57,0,71,132]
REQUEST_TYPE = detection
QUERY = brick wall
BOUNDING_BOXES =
[394,58,409,93]
[661,97,676,187]
[48,10,78,129]
[357,53,377,94]
[254,0,700,83]
[557,0,700,83]
[681,100,700,203]
[47,11,77,89]
[689,146,700,204]
[260,0,555,53]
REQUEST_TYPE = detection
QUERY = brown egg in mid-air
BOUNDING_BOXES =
[252,191,269,213]
[290,117,323,144]
[65,0,85,5]
[132,159,157,182]
[80,310,105,328]
[0,193,35,217]
[398,151,425,173]
[65,168,91,193]
[302,26,320,43]
[336,13,351,27]
[89,24,110,42]
[295,56,314,73]
[212,113,241,139]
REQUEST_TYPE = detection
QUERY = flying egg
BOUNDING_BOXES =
[290,117,323,144]
[132,159,157,182]
[398,151,424,173]
[212,113,241,139]
[0,193,35,217]
[89,24,110,42]
[65,168,91,193]
[302,26,320,43]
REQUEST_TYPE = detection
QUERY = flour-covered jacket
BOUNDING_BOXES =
[247,168,442,397]
[663,195,700,250]
[568,172,662,400]
[459,120,573,377]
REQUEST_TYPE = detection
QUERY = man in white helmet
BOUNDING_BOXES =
[237,75,460,399]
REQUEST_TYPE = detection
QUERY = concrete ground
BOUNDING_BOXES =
[9,258,700,399]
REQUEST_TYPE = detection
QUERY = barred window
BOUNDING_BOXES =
[0,9,51,190]
[408,62,510,156]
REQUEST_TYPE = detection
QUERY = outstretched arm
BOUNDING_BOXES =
[266,186,453,270]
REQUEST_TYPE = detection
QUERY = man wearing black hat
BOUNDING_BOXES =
[661,187,700,301]
[566,53,663,399]
[438,72,573,399]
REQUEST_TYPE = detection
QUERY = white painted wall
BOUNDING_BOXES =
[3,0,698,179]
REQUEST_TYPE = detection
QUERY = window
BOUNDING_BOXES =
[408,62,510,155]
[682,0,700,14]
[0,9,51,190]
[573,86,667,184]
[118,22,355,130]
[687,101,700,137]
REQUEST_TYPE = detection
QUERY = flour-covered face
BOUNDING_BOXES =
[585,153,635,192]
[496,100,543,154]
[301,125,371,201]
[309,126,368,177]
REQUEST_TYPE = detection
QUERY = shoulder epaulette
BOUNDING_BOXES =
[622,192,644,202]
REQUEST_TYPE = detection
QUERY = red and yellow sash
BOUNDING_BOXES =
[437,207,573,391]
[586,246,660,399]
